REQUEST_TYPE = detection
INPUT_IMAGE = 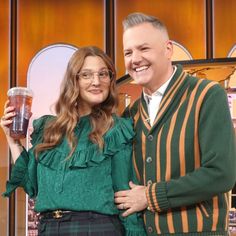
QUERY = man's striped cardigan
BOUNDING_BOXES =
[123,64,236,235]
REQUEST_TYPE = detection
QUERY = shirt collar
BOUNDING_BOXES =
[143,66,177,103]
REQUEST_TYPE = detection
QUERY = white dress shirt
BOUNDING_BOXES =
[143,66,177,126]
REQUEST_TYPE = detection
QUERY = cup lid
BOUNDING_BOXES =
[7,87,33,97]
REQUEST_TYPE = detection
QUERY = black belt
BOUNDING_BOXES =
[39,210,116,220]
[40,210,71,219]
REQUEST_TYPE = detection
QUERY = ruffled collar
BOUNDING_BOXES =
[33,115,134,170]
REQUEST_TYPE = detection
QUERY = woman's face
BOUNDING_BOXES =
[77,56,111,115]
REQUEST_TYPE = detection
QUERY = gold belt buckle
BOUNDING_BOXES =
[53,210,63,219]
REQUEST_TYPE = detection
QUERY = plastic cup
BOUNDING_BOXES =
[7,87,33,139]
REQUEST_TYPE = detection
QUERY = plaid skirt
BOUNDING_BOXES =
[38,211,124,236]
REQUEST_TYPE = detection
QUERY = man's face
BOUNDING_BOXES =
[123,22,173,93]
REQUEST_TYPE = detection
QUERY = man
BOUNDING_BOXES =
[115,12,236,235]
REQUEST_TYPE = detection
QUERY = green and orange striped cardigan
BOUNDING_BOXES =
[123,64,236,236]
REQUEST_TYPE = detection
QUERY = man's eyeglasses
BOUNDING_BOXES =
[77,70,113,83]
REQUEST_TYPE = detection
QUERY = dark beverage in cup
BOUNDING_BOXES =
[7,87,33,139]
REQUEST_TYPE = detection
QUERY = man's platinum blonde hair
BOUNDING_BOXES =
[122,12,169,39]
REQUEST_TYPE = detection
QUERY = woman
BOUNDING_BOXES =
[1,46,146,235]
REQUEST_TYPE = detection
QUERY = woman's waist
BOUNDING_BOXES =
[39,210,118,220]
[34,198,119,215]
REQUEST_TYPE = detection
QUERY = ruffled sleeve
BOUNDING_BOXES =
[109,117,147,236]
[2,115,53,198]
[3,148,29,197]
[103,116,135,156]
[30,115,55,146]
[2,146,38,198]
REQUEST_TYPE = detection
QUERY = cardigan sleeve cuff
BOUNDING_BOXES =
[146,182,170,212]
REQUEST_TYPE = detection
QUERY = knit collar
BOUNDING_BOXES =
[143,66,177,104]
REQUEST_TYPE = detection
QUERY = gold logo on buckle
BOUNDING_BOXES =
[53,210,63,219]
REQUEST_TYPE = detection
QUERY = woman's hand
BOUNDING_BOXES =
[0,101,16,136]
[1,100,25,163]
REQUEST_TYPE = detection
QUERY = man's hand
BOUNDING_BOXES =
[114,181,148,217]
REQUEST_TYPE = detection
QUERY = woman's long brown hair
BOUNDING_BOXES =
[34,46,118,158]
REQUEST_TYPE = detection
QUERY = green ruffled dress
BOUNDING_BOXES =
[3,114,146,236]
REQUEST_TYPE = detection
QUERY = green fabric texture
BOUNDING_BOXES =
[123,64,236,235]
[3,114,146,236]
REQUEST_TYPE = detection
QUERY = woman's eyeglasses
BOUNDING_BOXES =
[77,70,113,83]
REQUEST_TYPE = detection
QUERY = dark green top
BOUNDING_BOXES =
[3,114,146,236]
